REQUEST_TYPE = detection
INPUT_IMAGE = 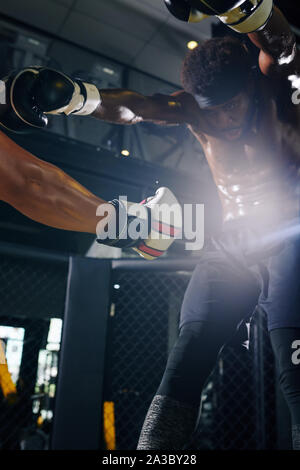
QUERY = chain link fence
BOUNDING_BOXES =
[0,252,280,450]
[104,267,278,450]
[194,307,277,450]
[0,252,68,450]
[103,271,189,451]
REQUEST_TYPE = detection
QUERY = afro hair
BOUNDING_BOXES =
[181,36,254,103]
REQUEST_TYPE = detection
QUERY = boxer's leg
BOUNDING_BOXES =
[137,320,239,450]
[137,255,261,450]
[259,238,300,449]
[269,328,300,450]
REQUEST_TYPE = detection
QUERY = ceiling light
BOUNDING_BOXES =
[187,41,198,50]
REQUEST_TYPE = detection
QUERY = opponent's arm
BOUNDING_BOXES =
[0,129,105,233]
[248,6,300,77]
[0,128,183,260]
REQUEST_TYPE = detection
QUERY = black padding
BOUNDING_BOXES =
[164,0,192,22]
[51,257,111,449]
[188,0,243,15]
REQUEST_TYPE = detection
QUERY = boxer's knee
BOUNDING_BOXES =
[157,321,235,406]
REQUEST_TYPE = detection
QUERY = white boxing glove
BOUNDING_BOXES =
[132,187,183,260]
[96,187,182,260]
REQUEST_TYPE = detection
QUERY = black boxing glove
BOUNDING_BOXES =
[163,0,207,22]
[164,0,238,19]
[164,0,273,33]
[0,67,101,133]
[0,68,48,133]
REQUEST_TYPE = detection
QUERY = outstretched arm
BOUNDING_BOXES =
[91,89,198,126]
[0,67,199,132]
[248,6,300,77]
[0,130,105,233]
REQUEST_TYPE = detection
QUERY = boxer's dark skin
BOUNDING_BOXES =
[92,7,300,228]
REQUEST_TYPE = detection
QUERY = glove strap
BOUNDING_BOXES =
[218,0,273,33]
[96,199,151,249]
[46,79,101,116]
[72,82,101,116]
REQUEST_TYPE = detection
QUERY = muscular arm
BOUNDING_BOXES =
[91,89,199,126]
[0,130,105,233]
[248,6,300,77]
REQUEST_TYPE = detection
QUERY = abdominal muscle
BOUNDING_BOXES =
[188,88,300,232]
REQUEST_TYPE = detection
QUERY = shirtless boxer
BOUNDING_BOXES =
[1,1,300,449]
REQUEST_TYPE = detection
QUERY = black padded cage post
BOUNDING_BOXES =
[51,257,112,450]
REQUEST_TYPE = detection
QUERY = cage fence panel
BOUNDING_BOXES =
[103,270,190,451]
[194,308,277,450]
[0,253,68,450]
[104,266,278,450]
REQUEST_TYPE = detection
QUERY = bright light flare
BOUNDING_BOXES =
[187,41,198,50]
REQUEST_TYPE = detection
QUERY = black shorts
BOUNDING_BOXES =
[180,218,300,332]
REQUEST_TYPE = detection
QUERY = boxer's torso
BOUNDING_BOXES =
[187,76,300,228]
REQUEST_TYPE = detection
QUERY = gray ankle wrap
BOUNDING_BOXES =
[137,394,198,450]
